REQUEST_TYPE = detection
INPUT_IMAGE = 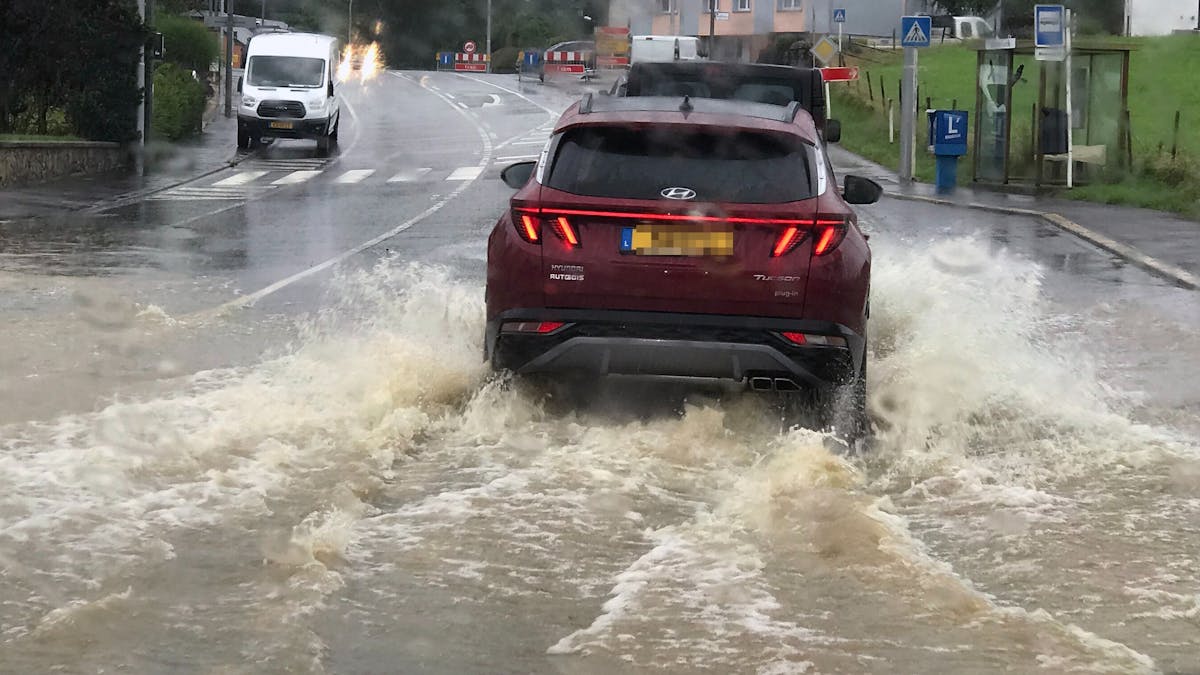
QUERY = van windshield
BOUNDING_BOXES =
[247,56,325,88]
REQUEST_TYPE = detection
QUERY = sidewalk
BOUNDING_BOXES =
[828,145,1200,290]
[0,97,241,220]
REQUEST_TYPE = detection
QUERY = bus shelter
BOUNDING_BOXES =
[972,41,1131,188]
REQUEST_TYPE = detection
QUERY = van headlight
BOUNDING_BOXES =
[241,96,257,107]
[309,94,327,108]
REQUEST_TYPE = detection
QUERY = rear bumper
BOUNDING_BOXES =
[487,309,864,386]
[238,114,332,140]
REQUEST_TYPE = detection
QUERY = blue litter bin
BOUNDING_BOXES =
[927,110,969,193]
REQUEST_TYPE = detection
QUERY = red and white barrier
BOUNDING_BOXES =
[543,50,592,76]
[454,52,489,72]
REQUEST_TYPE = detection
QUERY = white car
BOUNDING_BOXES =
[237,32,342,156]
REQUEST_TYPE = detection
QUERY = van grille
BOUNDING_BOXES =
[257,100,306,118]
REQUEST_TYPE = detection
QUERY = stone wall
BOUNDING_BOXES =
[0,141,131,187]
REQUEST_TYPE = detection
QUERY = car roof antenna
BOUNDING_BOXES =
[679,95,693,115]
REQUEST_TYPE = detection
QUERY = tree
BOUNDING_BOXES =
[157,14,219,74]
[934,0,998,16]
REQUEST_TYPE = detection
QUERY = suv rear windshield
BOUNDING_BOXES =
[545,126,816,203]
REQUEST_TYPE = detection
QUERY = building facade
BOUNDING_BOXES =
[610,0,937,62]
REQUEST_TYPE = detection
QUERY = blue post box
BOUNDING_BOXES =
[927,110,969,193]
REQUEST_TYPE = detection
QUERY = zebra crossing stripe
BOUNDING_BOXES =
[387,168,432,182]
[335,169,375,183]
[446,166,483,181]
[213,171,269,187]
[272,170,322,185]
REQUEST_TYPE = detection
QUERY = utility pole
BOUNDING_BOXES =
[486,0,492,73]
[144,0,153,149]
[348,0,353,43]
[709,0,717,57]
[224,0,234,118]
[136,0,146,175]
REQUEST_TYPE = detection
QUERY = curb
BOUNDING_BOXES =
[884,190,1200,291]
[83,146,253,214]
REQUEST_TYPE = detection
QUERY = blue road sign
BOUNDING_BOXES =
[833,8,846,23]
[1034,4,1065,47]
[900,15,932,48]
[438,52,453,65]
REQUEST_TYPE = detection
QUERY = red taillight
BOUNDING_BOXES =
[551,216,580,247]
[812,220,848,256]
[772,226,805,257]
[516,213,540,244]
[780,331,807,345]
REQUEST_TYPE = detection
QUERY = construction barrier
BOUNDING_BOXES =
[594,26,631,70]
[517,50,542,82]
[542,50,592,79]
[453,52,489,72]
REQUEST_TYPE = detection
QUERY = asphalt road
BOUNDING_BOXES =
[1,72,1198,674]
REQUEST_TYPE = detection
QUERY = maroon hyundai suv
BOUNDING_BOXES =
[486,94,881,438]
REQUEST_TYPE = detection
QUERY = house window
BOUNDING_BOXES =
[705,0,719,13]
[735,0,750,10]
[778,0,801,9]
[658,0,675,13]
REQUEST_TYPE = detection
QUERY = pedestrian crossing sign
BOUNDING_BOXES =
[833,8,846,23]
[901,15,932,48]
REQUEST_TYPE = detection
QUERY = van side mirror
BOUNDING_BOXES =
[237,76,243,94]
[824,119,841,143]
[328,78,334,96]
[501,161,536,189]
[843,175,883,204]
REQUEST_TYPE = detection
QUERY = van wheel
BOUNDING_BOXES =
[315,134,330,157]
[237,128,250,150]
[249,133,261,149]
[330,120,339,145]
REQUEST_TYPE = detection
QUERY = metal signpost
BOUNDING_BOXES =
[899,15,931,182]
[833,8,846,53]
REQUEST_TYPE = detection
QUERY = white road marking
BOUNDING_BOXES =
[446,166,483,181]
[511,139,548,146]
[495,155,538,163]
[334,169,375,183]
[191,76,496,316]
[387,167,432,182]
[213,171,269,186]
[456,102,469,109]
[272,170,322,185]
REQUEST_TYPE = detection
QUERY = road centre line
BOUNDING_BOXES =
[191,75,499,317]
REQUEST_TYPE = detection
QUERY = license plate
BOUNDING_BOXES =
[620,225,733,256]
[269,121,294,129]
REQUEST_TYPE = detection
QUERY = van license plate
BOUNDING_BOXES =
[269,121,294,129]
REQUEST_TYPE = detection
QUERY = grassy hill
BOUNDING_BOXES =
[829,34,1200,217]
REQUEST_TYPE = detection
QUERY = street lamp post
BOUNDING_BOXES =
[348,0,353,44]
[225,0,234,118]
[486,0,492,73]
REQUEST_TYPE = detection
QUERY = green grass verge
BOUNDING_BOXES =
[837,36,1200,219]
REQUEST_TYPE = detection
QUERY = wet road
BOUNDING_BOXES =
[1,72,1198,674]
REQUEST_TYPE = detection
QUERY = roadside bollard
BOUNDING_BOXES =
[927,109,969,193]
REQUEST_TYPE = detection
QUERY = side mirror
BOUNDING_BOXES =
[328,78,334,97]
[843,175,883,205]
[500,161,536,189]
[236,76,243,94]
[824,118,841,144]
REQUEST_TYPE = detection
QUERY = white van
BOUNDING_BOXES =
[237,33,341,156]
[630,35,701,65]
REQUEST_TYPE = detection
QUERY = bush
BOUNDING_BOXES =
[152,63,205,140]
[157,14,218,74]
[491,47,520,74]
[1144,151,1199,187]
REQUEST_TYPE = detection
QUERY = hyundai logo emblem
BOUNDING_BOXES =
[660,187,697,200]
